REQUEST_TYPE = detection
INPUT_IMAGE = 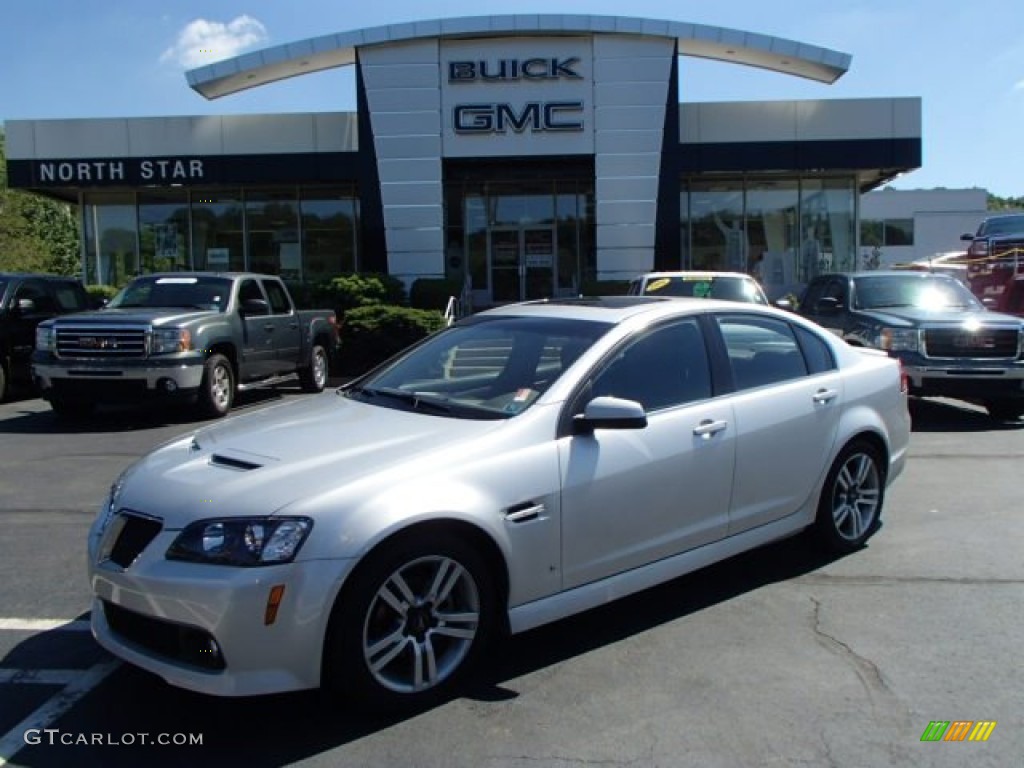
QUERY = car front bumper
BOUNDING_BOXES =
[88,528,355,697]
[32,355,206,402]
[902,360,1024,399]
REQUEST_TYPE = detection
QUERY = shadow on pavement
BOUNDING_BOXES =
[909,396,1024,433]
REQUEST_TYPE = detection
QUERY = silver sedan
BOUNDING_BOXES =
[88,297,910,709]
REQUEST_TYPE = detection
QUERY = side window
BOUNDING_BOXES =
[54,283,87,311]
[793,325,837,374]
[590,319,711,412]
[238,279,267,313]
[717,314,809,390]
[261,280,292,314]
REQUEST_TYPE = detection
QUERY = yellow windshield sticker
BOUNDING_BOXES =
[645,278,671,293]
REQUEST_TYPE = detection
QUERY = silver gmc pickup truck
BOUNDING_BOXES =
[32,272,339,418]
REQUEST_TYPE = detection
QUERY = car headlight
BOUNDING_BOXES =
[878,328,919,352]
[149,328,192,355]
[35,326,55,352]
[166,517,313,566]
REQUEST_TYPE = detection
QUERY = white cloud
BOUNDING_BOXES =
[160,15,268,69]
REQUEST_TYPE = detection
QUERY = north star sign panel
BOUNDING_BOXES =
[441,37,595,158]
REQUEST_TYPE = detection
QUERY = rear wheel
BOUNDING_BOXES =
[814,440,885,554]
[984,398,1024,421]
[299,344,329,393]
[323,532,497,712]
[197,354,234,418]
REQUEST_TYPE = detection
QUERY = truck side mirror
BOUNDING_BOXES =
[960,233,974,241]
[16,298,37,314]
[815,296,841,313]
[240,298,269,315]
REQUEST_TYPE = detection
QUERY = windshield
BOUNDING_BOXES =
[345,315,612,419]
[853,274,983,311]
[642,275,767,304]
[107,276,231,311]
[981,215,1024,237]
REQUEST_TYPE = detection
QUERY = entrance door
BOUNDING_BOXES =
[488,227,555,303]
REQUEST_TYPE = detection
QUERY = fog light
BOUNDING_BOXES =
[161,378,178,393]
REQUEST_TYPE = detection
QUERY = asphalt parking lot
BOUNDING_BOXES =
[0,388,1021,767]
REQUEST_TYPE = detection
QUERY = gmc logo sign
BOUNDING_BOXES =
[453,102,584,134]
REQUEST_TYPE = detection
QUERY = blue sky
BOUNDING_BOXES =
[1,0,1022,196]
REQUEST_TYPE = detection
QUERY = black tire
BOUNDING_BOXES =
[0,357,8,403]
[299,343,329,393]
[984,398,1024,421]
[198,354,234,418]
[814,439,885,554]
[49,395,95,419]
[323,531,497,712]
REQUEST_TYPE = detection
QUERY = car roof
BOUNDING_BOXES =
[474,295,763,324]
[818,270,961,280]
[636,271,754,280]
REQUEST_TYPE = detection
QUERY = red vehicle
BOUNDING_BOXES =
[962,214,1024,317]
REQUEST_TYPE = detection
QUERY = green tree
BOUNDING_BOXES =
[0,127,81,275]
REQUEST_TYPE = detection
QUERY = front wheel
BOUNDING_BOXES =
[197,354,234,418]
[814,440,885,554]
[299,344,328,393]
[984,398,1024,421]
[324,532,497,712]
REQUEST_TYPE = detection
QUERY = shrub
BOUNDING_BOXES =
[340,304,446,375]
[579,279,631,296]
[310,273,406,316]
[85,284,120,307]
[409,278,463,311]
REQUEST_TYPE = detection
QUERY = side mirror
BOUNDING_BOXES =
[960,233,974,242]
[815,296,841,313]
[240,298,269,315]
[16,298,37,314]
[981,296,997,309]
[573,396,647,434]
[774,298,794,311]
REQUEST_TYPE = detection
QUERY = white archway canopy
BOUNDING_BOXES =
[186,14,851,100]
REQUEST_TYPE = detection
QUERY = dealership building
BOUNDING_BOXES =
[4,14,922,304]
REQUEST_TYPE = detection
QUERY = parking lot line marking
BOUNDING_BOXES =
[0,669,82,685]
[0,618,91,632]
[0,660,120,766]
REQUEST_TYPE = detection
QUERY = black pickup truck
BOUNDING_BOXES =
[0,273,91,402]
[798,271,1024,420]
[32,272,339,418]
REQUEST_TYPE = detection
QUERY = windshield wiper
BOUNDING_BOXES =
[349,387,453,414]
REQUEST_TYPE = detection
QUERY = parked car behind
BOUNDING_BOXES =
[798,271,1024,419]
[89,296,909,710]
[627,271,769,304]
[0,273,90,401]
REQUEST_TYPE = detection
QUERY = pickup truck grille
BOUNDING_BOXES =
[923,328,1020,359]
[56,326,148,358]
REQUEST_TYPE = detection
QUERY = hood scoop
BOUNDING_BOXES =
[209,454,264,472]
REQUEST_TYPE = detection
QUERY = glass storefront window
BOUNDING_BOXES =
[246,189,299,279]
[83,192,138,286]
[300,187,358,281]
[683,182,747,272]
[802,178,856,273]
[139,190,189,273]
[191,191,243,271]
[746,179,800,288]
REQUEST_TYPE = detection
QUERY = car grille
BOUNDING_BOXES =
[923,328,1021,359]
[56,326,147,358]
[105,511,163,568]
[102,601,226,671]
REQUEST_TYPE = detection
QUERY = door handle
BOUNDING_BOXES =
[288,323,298,329]
[693,419,728,438]
[263,324,275,332]
[812,388,839,405]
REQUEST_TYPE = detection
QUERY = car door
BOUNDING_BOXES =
[558,317,736,589]
[237,278,274,379]
[260,279,301,372]
[711,312,843,535]
[799,276,850,337]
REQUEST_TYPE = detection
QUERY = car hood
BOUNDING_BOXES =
[51,308,220,326]
[857,306,1022,328]
[117,393,510,529]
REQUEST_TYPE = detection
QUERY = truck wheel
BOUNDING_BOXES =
[984,398,1024,421]
[50,395,95,419]
[0,357,8,403]
[299,344,329,393]
[198,354,235,418]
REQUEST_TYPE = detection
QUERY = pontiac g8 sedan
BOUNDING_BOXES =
[88,297,909,710]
